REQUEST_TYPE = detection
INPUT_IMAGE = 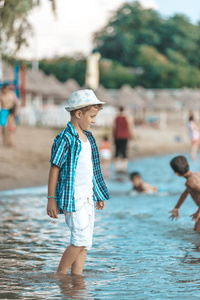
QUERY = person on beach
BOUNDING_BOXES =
[187,112,200,161]
[99,135,111,177]
[169,155,200,231]
[47,89,109,276]
[130,172,158,194]
[113,106,135,174]
[0,84,19,147]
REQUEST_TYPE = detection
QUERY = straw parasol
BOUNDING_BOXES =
[26,69,67,100]
[63,79,81,98]
[95,85,116,106]
[117,85,145,109]
[152,90,178,111]
[178,88,200,110]
[181,89,200,110]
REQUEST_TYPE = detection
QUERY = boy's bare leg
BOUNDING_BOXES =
[2,127,7,146]
[71,249,87,275]
[194,219,200,232]
[114,157,120,172]
[121,158,128,173]
[191,144,198,161]
[8,131,16,148]
[57,244,85,274]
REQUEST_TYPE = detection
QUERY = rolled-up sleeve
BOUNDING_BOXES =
[50,135,69,168]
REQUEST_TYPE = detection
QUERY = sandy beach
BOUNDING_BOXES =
[0,122,191,191]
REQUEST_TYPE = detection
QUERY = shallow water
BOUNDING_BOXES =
[1,153,200,299]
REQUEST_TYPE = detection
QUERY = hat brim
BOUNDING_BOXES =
[65,100,105,112]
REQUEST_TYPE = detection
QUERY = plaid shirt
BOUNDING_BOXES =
[50,122,110,213]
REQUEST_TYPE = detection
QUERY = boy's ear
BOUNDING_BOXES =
[75,110,82,119]
[174,172,180,177]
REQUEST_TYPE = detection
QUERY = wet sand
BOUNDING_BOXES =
[0,124,190,191]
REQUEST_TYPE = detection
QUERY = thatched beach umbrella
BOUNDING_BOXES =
[63,79,81,98]
[134,86,149,102]
[118,85,145,109]
[153,90,177,111]
[179,88,200,110]
[182,90,200,110]
[26,69,67,101]
[95,85,116,106]
[179,88,193,104]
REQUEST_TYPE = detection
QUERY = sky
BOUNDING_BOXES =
[17,0,200,60]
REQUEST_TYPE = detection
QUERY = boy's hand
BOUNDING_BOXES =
[47,199,58,219]
[96,201,105,210]
[169,208,180,220]
[190,209,200,222]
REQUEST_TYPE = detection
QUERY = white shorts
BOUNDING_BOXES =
[100,149,111,160]
[64,197,94,251]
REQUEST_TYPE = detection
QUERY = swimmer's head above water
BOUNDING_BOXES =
[170,155,189,176]
[130,172,142,187]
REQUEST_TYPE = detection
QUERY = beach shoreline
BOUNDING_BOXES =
[0,124,190,191]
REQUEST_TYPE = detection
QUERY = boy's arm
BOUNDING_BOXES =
[47,164,60,219]
[143,182,158,193]
[169,188,189,220]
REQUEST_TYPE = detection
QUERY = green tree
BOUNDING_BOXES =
[136,45,200,88]
[93,1,200,88]
[93,2,163,67]
[0,0,55,52]
[100,60,136,88]
[39,57,86,86]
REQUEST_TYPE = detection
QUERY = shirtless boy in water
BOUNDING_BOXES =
[169,155,200,231]
[130,172,158,194]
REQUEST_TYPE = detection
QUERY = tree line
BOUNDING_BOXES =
[39,2,200,88]
[2,1,200,88]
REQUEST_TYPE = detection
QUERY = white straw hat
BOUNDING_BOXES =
[65,89,105,112]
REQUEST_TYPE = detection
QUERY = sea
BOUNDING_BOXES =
[1,153,200,299]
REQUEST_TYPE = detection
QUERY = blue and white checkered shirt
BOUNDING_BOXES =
[50,122,110,213]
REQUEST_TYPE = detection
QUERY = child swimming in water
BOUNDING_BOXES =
[130,172,158,194]
[169,155,200,231]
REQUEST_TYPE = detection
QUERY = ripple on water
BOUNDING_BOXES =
[1,155,200,299]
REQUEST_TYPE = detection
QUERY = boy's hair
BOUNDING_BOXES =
[103,135,108,141]
[189,115,194,121]
[119,106,124,112]
[170,156,189,175]
[130,172,141,180]
[70,104,103,116]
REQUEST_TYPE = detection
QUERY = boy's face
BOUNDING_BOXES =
[131,176,142,187]
[78,106,99,131]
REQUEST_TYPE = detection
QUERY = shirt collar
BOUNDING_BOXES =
[67,121,79,137]
[67,121,92,138]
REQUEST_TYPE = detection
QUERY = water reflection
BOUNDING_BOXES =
[53,274,90,299]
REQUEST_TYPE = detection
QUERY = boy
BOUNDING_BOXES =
[130,172,158,193]
[0,84,19,147]
[169,155,200,231]
[47,89,109,275]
